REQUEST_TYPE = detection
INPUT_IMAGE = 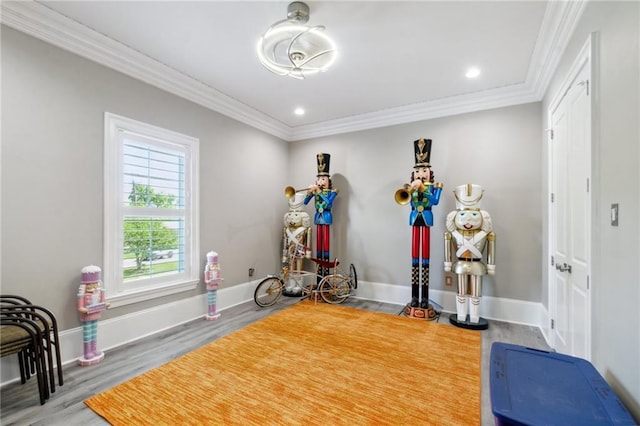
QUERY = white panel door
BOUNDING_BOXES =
[549,37,592,360]
[566,64,591,359]
[550,94,570,355]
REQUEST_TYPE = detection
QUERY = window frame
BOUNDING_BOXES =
[104,112,200,308]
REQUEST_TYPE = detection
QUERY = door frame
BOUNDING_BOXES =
[547,33,597,359]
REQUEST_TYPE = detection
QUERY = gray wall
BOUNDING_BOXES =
[1,26,287,331]
[288,104,542,302]
[541,0,640,418]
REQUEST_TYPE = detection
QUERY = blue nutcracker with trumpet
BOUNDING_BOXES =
[395,138,443,320]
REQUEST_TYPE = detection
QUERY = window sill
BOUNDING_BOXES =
[107,279,199,308]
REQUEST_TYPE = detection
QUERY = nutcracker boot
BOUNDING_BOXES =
[323,250,331,277]
[457,276,468,321]
[83,342,93,359]
[91,340,102,358]
[469,296,481,323]
[91,321,102,357]
[411,264,420,307]
[82,322,94,358]
[456,295,468,322]
[315,259,322,286]
[420,264,430,309]
[206,289,221,320]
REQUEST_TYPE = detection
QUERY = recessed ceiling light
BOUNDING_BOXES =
[294,107,305,116]
[465,67,481,79]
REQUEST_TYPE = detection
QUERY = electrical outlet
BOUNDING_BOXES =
[248,268,255,277]
[445,275,453,286]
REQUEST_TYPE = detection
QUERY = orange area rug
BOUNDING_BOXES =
[85,301,481,425]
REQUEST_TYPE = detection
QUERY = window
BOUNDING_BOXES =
[104,113,199,307]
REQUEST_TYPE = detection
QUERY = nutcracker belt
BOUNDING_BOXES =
[412,206,432,213]
[453,260,487,275]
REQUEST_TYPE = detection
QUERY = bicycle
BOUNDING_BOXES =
[253,258,358,307]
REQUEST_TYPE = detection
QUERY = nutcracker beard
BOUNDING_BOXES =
[411,226,431,308]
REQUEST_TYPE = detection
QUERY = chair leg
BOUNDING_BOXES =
[31,334,50,404]
[18,350,27,384]
[42,336,56,393]
[51,334,64,386]
[30,343,47,405]
[26,347,35,377]
[23,333,49,404]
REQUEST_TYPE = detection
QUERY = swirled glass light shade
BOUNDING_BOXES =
[257,3,337,80]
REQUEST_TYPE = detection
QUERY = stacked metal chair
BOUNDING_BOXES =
[0,295,64,405]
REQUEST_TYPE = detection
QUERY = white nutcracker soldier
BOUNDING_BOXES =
[204,251,223,320]
[282,190,312,296]
[77,265,110,366]
[444,184,496,330]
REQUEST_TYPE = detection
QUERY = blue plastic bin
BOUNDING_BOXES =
[490,342,636,425]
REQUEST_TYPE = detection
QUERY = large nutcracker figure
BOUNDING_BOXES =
[396,138,443,319]
[304,153,338,280]
[282,190,312,295]
[444,184,496,330]
[204,251,223,320]
[77,265,110,366]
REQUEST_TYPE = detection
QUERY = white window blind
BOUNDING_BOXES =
[104,113,199,307]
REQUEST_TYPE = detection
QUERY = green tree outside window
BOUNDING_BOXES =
[124,183,179,272]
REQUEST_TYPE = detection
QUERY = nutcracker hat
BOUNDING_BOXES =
[413,138,432,168]
[206,251,219,264]
[288,191,306,211]
[453,183,484,210]
[316,153,331,177]
[81,265,102,283]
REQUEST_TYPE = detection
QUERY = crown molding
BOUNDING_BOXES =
[291,83,540,140]
[526,0,588,100]
[1,1,585,142]
[0,1,293,140]
[291,0,586,141]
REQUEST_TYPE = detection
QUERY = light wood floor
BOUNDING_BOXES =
[1,297,551,426]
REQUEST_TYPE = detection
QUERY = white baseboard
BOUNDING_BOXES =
[1,279,551,386]
[356,280,550,327]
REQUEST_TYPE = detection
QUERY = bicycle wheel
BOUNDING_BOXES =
[349,263,358,289]
[254,276,284,307]
[319,274,351,304]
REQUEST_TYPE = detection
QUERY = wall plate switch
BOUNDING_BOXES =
[445,275,453,286]
[611,203,619,226]
[248,268,255,277]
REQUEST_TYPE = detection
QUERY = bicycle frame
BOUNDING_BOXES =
[253,258,357,307]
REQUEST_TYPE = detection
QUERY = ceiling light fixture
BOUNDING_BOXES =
[294,107,305,116]
[257,1,337,80]
[465,67,481,79]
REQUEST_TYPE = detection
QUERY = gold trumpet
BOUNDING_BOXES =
[394,184,412,205]
[394,181,443,205]
[284,186,307,199]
